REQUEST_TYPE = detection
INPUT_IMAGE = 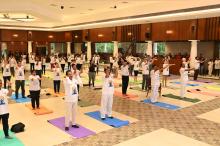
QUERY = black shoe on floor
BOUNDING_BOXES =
[108,116,114,119]
[101,118,106,120]
[65,127,69,131]
[72,125,79,128]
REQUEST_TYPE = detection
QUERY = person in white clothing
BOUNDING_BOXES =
[53,63,61,94]
[208,59,214,76]
[60,57,66,73]
[35,57,42,86]
[95,55,100,75]
[150,64,174,103]
[15,61,25,99]
[63,70,80,131]
[121,59,130,96]
[162,58,170,87]
[112,57,119,78]
[9,56,16,77]
[29,53,35,72]
[180,64,194,98]
[141,58,150,91]
[100,67,114,120]
[41,56,46,75]
[72,64,83,101]
[29,70,41,109]
[0,80,13,139]
[133,58,140,82]
[194,57,204,80]
[3,59,11,89]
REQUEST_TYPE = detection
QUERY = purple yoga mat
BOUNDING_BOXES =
[48,117,96,138]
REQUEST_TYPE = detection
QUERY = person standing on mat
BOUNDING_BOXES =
[208,59,214,76]
[72,64,83,101]
[41,56,46,75]
[141,58,150,91]
[29,70,41,110]
[3,59,11,89]
[15,61,25,99]
[0,79,13,139]
[60,57,66,73]
[180,64,194,98]
[100,67,114,120]
[121,59,129,96]
[53,63,61,94]
[9,56,16,77]
[194,57,205,80]
[133,57,140,82]
[88,60,96,88]
[29,53,35,72]
[63,70,79,131]
[162,58,170,87]
[35,57,42,86]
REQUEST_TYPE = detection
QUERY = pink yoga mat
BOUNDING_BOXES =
[188,89,220,97]
[48,117,96,138]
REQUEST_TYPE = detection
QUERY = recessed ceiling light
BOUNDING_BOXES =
[50,4,57,7]
[69,6,75,8]
[122,1,128,4]
[88,9,94,11]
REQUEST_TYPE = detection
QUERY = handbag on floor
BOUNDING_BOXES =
[11,122,25,133]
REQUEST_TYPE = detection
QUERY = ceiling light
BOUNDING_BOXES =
[122,1,128,4]
[98,34,104,37]
[13,34,18,37]
[48,35,54,38]
[69,6,75,8]
[88,9,94,11]
[50,4,57,7]
[75,35,78,38]
[127,32,132,36]
[166,30,173,34]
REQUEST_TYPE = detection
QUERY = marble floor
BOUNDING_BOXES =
[1,70,220,146]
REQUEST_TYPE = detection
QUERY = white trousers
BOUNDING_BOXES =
[65,102,77,127]
[208,67,213,76]
[151,85,159,103]
[100,94,113,118]
[180,82,187,98]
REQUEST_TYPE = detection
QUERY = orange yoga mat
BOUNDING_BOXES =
[188,89,220,97]
[25,104,53,115]
[114,91,138,98]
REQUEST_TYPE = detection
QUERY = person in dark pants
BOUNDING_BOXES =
[194,57,204,80]
[53,63,61,93]
[29,53,35,72]
[60,57,66,73]
[35,57,42,86]
[41,56,46,75]
[0,79,13,139]
[141,58,150,91]
[121,59,129,96]
[15,61,25,99]
[3,60,11,89]
[9,57,16,77]
[29,70,41,109]
[88,60,96,87]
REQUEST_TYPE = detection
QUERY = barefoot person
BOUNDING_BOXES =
[0,80,13,139]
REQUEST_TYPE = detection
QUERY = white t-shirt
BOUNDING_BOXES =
[162,64,169,75]
[95,56,100,64]
[151,70,160,86]
[21,59,26,66]
[180,67,188,83]
[121,65,129,76]
[53,68,61,81]
[64,78,78,103]
[113,60,118,68]
[195,60,200,70]
[102,76,114,95]
[110,57,114,63]
[208,61,213,68]
[35,62,42,70]
[3,64,11,77]
[0,88,9,115]
[29,55,35,63]
[60,59,66,64]
[9,58,16,67]
[15,66,25,80]
[141,62,149,75]
[183,61,188,69]
[134,61,140,71]
[72,70,82,85]
[42,58,46,65]
[68,56,72,62]
[29,75,40,91]
[50,57,55,64]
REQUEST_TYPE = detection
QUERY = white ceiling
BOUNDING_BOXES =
[0,0,220,31]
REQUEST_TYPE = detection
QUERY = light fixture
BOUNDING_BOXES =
[166,30,173,34]
[12,34,18,37]
[69,6,75,8]
[88,9,94,11]
[127,32,132,36]
[48,35,54,38]
[122,1,128,4]
[98,34,104,37]
[50,4,57,7]
[75,35,78,38]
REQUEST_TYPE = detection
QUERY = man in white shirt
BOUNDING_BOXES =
[63,70,80,131]
[141,58,150,91]
[194,57,202,80]
[9,56,16,77]
[0,79,13,139]
[15,61,25,99]
[29,53,35,72]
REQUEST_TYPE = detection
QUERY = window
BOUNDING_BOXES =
[50,43,67,55]
[95,43,113,53]
[154,42,165,55]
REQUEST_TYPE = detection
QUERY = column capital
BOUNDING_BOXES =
[188,40,199,42]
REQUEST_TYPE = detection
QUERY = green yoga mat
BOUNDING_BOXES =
[78,100,94,107]
[162,94,201,103]
[0,131,24,146]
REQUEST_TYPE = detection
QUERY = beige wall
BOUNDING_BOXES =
[165,41,214,59]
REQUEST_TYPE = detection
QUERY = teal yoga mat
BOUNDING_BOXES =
[0,131,24,146]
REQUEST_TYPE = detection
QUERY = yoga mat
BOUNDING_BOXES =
[170,81,199,86]
[0,131,24,146]
[46,88,65,97]
[85,111,129,128]
[130,86,142,91]
[143,99,181,110]
[193,80,212,83]
[114,91,138,98]
[205,85,220,91]
[25,104,53,115]
[78,100,94,107]
[48,117,95,138]
[162,94,201,103]
[187,89,220,97]
[11,94,31,103]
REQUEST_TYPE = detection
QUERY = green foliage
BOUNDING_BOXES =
[95,43,114,53]
[157,42,165,55]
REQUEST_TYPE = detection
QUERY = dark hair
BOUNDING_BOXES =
[66,70,71,76]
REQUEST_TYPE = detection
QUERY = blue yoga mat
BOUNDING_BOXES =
[170,81,199,86]
[143,99,181,110]
[11,94,31,103]
[85,111,129,128]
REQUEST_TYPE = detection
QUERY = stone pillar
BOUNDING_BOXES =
[87,41,92,62]
[146,41,153,56]
[67,42,71,55]
[113,41,118,57]
[190,40,198,68]
[28,41,32,54]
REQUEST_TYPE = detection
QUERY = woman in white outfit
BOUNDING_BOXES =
[162,58,170,87]
[100,67,114,120]
[208,59,213,76]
